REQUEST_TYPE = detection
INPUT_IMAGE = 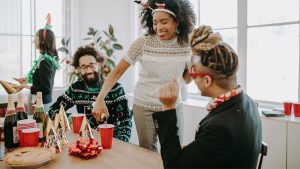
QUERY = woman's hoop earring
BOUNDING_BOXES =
[176,27,180,34]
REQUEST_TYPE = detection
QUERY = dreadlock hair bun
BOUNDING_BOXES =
[190,25,222,52]
[190,25,239,78]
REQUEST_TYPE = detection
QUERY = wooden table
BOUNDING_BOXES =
[0,130,163,169]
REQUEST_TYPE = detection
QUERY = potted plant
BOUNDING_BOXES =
[58,37,81,84]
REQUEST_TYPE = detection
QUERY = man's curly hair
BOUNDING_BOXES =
[140,0,196,45]
[72,45,104,68]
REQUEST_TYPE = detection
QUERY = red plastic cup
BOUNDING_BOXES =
[17,119,36,127]
[98,124,114,149]
[293,103,300,117]
[71,114,85,133]
[17,119,36,147]
[284,102,293,116]
[22,128,40,147]
[18,129,25,147]
[18,128,34,147]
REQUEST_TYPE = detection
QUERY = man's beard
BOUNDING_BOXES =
[82,71,100,87]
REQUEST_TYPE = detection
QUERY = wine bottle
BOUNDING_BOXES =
[33,92,46,142]
[16,92,28,120]
[4,94,19,148]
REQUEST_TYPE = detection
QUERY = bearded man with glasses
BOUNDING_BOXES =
[48,45,132,142]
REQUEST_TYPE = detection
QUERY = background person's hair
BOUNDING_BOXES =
[36,29,59,60]
[72,45,104,68]
[190,25,239,88]
[140,0,196,45]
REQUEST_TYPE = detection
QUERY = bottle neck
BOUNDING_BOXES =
[6,101,15,116]
[17,96,25,109]
[7,96,15,110]
[36,96,43,108]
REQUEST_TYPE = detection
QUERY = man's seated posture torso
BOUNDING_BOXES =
[49,80,132,142]
[48,45,132,142]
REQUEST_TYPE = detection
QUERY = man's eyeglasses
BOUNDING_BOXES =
[79,62,98,72]
[188,66,211,78]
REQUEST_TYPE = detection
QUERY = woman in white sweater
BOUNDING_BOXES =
[93,0,195,151]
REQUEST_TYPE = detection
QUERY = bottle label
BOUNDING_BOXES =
[37,123,43,138]
[35,107,44,113]
[13,126,19,144]
[6,110,15,116]
[16,107,25,112]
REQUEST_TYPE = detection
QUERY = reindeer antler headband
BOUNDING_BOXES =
[43,13,52,40]
[134,1,176,18]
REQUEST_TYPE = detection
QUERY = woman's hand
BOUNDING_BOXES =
[159,78,179,111]
[13,77,27,84]
[12,84,31,91]
[11,84,24,92]
[92,99,109,122]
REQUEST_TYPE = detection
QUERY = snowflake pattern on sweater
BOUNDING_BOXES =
[123,35,190,111]
[48,80,132,142]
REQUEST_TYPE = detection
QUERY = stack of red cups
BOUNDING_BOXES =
[17,119,36,147]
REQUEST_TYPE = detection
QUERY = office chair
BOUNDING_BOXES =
[257,141,268,169]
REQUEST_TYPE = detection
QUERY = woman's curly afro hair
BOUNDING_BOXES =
[140,0,196,45]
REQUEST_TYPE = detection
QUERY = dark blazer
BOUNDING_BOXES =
[152,92,262,168]
[31,59,56,104]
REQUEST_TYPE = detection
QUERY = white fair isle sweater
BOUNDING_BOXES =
[123,35,190,111]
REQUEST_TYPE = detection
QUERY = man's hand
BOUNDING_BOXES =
[159,78,179,111]
[92,99,109,122]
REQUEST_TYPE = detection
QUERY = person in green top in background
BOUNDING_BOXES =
[14,14,60,114]
[48,45,132,142]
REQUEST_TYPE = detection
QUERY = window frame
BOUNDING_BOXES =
[239,0,300,105]
[0,0,71,89]
[188,0,300,107]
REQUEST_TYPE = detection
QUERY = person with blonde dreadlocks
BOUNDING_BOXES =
[14,14,60,114]
[152,25,262,168]
[92,0,196,152]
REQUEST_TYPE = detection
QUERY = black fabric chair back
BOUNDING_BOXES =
[257,141,268,169]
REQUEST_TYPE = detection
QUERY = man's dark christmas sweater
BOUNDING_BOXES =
[48,80,132,142]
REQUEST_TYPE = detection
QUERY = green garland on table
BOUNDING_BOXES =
[26,53,60,84]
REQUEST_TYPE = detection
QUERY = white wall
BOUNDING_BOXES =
[71,0,137,93]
